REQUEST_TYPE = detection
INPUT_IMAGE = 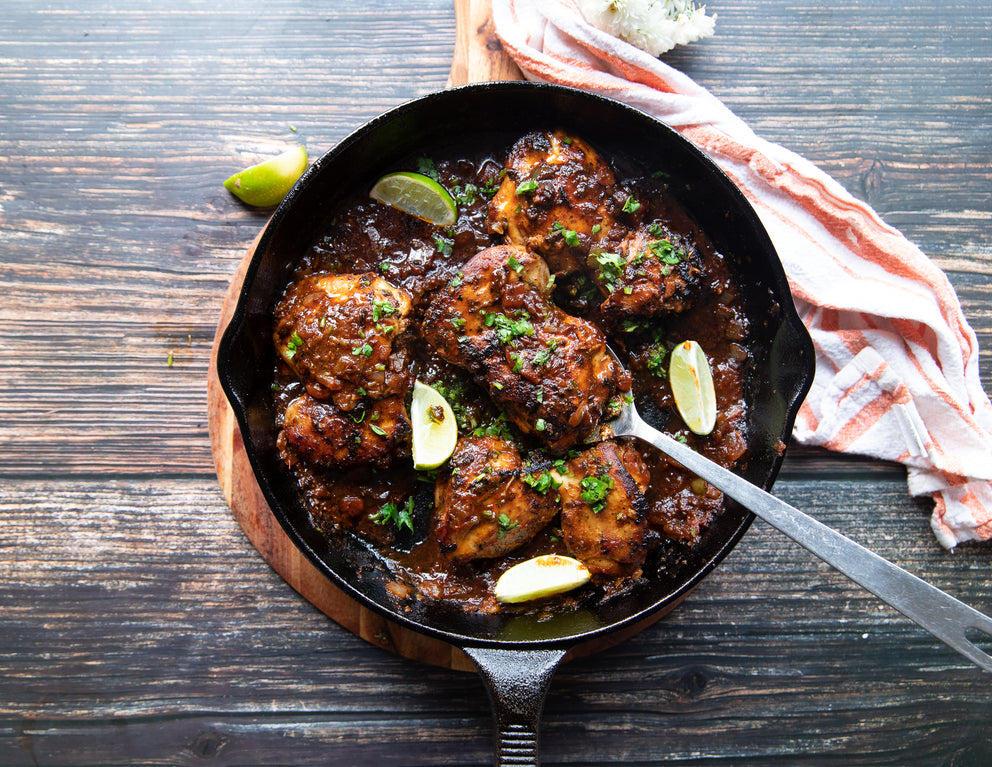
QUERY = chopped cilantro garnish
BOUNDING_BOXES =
[620,318,648,334]
[622,195,641,213]
[516,179,538,195]
[433,234,453,256]
[648,238,683,265]
[484,311,534,344]
[645,344,667,378]
[371,297,398,322]
[416,157,439,181]
[595,251,625,291]
[371,497,414,533]
[451,183,478,206]
[552,221,580,247]
[481,177,501,197]
[523,470,561,495]
[497,513,518,538]
[352,342,373,357]
[579,474,614,513]
[285,332,304,358]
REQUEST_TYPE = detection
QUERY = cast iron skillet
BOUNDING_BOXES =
[217,82,816,765]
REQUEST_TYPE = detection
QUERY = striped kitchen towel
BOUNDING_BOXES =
[491,0,992,547]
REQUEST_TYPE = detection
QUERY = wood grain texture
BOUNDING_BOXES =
[1,0,991,764]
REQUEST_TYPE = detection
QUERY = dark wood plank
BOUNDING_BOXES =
[0,477,989,764]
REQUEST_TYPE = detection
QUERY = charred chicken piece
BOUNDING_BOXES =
[273,273,413,411]
[489,129,632,277]
[434,436,559,563]
[555,440,650,579]
[277,394,411,471]
[422,245,624,454]
[595,222,703,320]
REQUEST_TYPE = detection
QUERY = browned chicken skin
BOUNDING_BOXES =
[434,436,559,562]
[421,245,625,454]
[596,222,703,320]
[555,440,650,579]
[273,273,413,411]
[489,129,632,277]
[278,393,411,471]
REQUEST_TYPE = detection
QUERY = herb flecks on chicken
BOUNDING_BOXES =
[489,129,632,277]
[278,393,411,471]
[597,222,703,321]
[421,245,625,454]
[434,436,560,562]
[273,273,413,411]
[488,129,703,322]
[556,440,650,581]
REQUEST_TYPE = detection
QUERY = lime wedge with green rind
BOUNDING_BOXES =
[370,171,457,226]
[410,380,458,470]
[495,554,591,604]
[669,339,717,436]
[224,146,308,207]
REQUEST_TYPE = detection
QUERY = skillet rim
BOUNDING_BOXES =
[216,81,816,650]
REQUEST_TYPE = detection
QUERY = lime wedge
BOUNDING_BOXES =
[669,340,717,436]
[370,171,457,226]
[495,554,591,604]
[410,380,458,470]
[224,146,308,207]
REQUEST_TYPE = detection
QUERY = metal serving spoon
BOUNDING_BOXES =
[596,359,992,673]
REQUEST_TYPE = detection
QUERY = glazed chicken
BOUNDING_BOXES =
[277,393,411,471]
[421,245,625,454]
[489,129,633,277]
[555,440,650,579]
[434,436,559,562]
[596,222,703,320]
[273,273,413,411]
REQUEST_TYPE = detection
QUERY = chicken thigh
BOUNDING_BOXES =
[555,440,650,579]
[434,436,559,562]
[277,393,411,471]
[273,273,413,411]
[489,129,632,277]
[595,221,703,320]
[421,245,624,454]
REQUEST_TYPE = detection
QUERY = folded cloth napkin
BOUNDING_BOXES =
[491,0,992,547]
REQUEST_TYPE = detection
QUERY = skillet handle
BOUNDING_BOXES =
[463,646,567,766]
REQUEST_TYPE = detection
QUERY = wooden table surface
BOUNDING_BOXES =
[2,1,991,764]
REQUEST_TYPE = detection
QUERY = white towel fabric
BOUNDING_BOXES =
[491,0,992,547]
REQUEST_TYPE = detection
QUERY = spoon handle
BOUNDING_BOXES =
[625,415,992,673]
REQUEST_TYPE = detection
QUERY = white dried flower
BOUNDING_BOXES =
[577,0,716,56]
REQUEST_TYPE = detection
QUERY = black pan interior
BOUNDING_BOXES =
[218,82,815,648]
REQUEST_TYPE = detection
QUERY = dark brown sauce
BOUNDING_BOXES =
[272,137,751,614]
